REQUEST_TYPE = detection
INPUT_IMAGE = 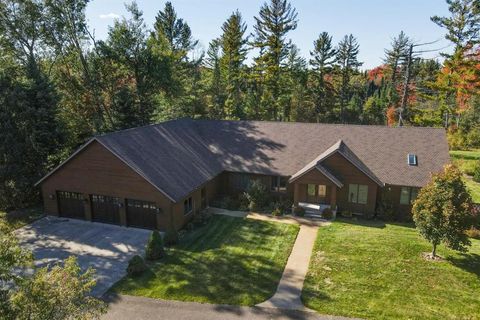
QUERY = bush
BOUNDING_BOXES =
[321,207,333,220]
[341,210,352,218]
[186,222,195,232]
[272,207,282,216]
[127,255,147,276]
[193,209,212,226]
[293,206,305,217]
[164,229,179,246]
[466,227,480,239]
[244,180,269,211]
[145,231,165,261]
[473,161,480,183]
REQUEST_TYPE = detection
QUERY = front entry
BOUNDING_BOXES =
[306,184,329,204]
[91,194,121,225]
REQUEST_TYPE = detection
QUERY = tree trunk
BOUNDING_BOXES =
[431,243,437,258]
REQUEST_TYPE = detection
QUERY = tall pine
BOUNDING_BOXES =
[252,0,298,121]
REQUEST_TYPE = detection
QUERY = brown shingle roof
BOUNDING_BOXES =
[38,119,450,202]
[289,139,382,187]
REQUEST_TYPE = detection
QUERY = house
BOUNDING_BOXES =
[35,119,450,230]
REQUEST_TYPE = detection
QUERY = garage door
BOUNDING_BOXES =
[126,199,158,230]
[57,191,85,220]
[91,194,121,225]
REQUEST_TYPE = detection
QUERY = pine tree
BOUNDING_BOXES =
[431,0,480,52]
[150,1,203,120]
[204,39,225,118]
[336,34,362,123]
[384,31,411,87]
[252,0,298,120]
[220,11,248,119]
[310,32,336,122]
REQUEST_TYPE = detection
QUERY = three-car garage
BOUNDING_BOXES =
[56,190,159,230]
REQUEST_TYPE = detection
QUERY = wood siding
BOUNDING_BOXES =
[40,141,220,231]
[321,153,379,215]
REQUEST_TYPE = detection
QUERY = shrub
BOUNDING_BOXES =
[473,161,480,183]
[466,227,480,239]
[321,207,333,220]
[293,206,305,217]
[186,222,195,232]
[341,210,352,218]
[413,164,475,258]
[164,229,179,246]
[272,207,282,216]
[127,255,147,276]
[145,231,165,261]
[244,180,269,211]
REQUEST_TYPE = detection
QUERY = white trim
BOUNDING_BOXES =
[34,138,97,187]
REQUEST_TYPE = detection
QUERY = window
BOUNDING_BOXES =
[358,185,368,204]
[232,174,250,190]
[317,185,327,197]
[400,187,419,205]
[127,199,157,210]
[349,184,368,204]
[408,154,417,166]
[271,176,288,192]
[183,197,193,215]
[307,184,316,196]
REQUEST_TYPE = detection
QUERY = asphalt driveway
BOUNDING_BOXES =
[15,216,150,296]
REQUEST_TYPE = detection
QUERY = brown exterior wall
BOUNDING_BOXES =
[40,141,221,231]
[222,171,293,200]
[321,153,379,215]
[378,184,417,221]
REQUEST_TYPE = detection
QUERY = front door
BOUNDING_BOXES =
[306,184,329,204]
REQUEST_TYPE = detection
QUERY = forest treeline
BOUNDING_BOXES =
[1,0,480,210]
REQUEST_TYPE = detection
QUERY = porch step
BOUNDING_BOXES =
[304,212,325,220]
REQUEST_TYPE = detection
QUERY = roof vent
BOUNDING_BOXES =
[407,154,417,166]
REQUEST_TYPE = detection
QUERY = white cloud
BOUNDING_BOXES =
[99,13,120,19]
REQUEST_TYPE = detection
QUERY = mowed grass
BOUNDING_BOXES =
[302,220,480,320]
[0,207,43,233]
[465,178,480,203]
[450,150,480,203]
[112,215,299,305]
[450,149,480,176]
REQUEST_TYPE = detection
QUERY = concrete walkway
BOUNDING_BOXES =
[102,294,351,320]
[257,224,319,311]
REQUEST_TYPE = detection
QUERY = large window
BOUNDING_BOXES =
[349,184,368,204]
[184,197,193,215]
[400,187,419,205]
[271,176,288,192]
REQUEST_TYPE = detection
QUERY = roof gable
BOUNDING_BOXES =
[37,119,450,201]
[289,140,382,187]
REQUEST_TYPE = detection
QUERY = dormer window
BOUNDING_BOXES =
[408,154,417,166]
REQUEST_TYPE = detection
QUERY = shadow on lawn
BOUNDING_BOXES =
[447,252,480,278]
[336,217,416,230]
[112,215,295,306]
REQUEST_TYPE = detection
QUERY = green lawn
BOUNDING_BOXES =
[112,215,299,305]
[465,178,480,203]
[0,207,43,233]
[302,220,480,320]
[450,149,480,176]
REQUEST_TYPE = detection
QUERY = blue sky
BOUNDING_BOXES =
[86,0,452,69]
